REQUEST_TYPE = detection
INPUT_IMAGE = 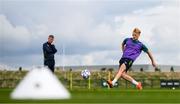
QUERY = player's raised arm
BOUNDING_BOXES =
[146,50,157,68]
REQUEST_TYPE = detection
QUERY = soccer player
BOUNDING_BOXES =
[43,35,57,73]
[107,28,157,90]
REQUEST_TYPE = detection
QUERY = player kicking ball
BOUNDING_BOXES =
[107,28,157,90]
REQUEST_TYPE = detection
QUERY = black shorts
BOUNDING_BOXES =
[119,58,134,72]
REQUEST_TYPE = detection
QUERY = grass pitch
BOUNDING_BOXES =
[0,88,180,104]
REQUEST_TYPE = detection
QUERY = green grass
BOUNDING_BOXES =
[0,88,180,104]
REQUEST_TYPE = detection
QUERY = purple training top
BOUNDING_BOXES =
[122,38,148,61]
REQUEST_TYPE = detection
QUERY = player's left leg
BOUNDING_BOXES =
[122,72,142,90]
[107,63,126,88]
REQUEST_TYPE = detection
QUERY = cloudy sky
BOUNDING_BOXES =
[0,0,180,68]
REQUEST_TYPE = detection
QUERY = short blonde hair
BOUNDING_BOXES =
[133,28,141,34]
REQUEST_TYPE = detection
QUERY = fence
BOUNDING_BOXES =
[0,70,180,89]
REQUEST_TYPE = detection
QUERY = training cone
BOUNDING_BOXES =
[11,67,70,100]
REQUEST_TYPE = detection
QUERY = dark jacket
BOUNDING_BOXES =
[43,42,57,62]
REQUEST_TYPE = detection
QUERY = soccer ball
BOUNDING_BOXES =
[81,69,91,79]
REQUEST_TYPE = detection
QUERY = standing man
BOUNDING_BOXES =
[43,35,57,72]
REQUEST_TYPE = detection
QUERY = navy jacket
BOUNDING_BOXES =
[43,42,57,61]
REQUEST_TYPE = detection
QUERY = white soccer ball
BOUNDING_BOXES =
[81,69,91,79]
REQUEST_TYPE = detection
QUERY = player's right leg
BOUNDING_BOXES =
[107,63,126,88]
[122,72,142,90]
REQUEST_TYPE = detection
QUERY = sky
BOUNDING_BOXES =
[0,0,180,69]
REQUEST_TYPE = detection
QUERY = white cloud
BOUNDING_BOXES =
[0,15,31,52]
[0,14,52,53]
